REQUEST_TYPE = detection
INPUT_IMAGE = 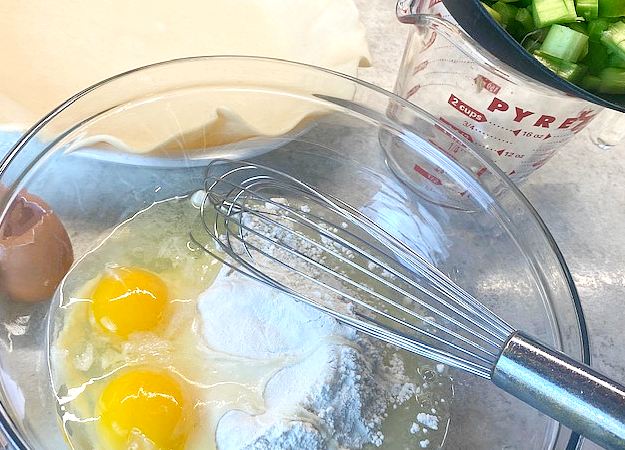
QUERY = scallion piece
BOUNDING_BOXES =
[531,0,578,28]
[482,2,504,25]
[479,0,625,93]
[576,0,599,20]
[607,52,625,68]
[601,21,625,60]
[516,8,536,32]
[533,50,588,82]
[568,22,589,35]
[541,24,589,62]
[599,0,625,18]
[582,42,609,74]
[493,1,520,25]
[588,19,610,43]
[580,74,602,90]
[598,67,625,93]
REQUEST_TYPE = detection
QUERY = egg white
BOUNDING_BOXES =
[50,197,286,449]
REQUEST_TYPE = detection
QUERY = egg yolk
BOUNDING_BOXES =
[92,266,168,337]
[97,369,189,450]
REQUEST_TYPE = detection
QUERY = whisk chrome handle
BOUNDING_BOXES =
[492,332,625,450]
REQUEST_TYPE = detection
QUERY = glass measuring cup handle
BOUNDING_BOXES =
[396,0,417,23]
[396,0,456,24]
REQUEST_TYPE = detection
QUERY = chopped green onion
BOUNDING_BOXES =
[516,8,536,32]
[533,50,588,82]
[479,0,625,93]
[598,0,625,18]
[568,22,589,35]
[582,42,609,73]
[607,51,625,68]
[576,0,599,20]
[588,18,610,43]
[531,0,578,28]
[541,24,589,62]
[482,2,504,24]
[581,41,590,60]
[493,1,520,25]
[601,21,625,60]
[580,74,602,90]
[506,21,526,39]
[598,67,625,93]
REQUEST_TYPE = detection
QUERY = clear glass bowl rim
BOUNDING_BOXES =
[0,55,590,450]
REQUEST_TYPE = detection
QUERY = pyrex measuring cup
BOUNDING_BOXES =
[393,1,603,184]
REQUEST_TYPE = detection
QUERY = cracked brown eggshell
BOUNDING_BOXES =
[0,189,73,302]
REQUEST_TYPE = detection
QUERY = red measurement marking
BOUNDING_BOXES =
[439,117,475,142]
[509,170,517,176]
[423,33,437,51]
[406,84,421,98]
[512,129,521,136]
[543,133,552,140]
[495,149,525,159]
[414,164,442,185]
[412,60,429,75]
[448,94,487,123]
[476,167,488,177]
[428,139,456,160]
[572,109,597,133]
[474,75,501,94]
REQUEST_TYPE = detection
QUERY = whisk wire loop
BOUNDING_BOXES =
[207,166,511,341]
[221,211,500,366]
[230,199,504,353]
[194,159,515,378]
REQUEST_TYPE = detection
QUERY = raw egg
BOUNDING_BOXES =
[91,266,168,337]
[51,197,230,450]
[96,368,191,449]
[0,189,73,302]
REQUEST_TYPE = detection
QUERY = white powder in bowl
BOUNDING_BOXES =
[198,269,347,359]
[199,269,418,449]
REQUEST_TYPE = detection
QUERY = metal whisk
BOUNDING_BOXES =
[193,159,625,450]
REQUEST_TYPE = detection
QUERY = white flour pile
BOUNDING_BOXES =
[194,194,449,449]
[198,269,415,449]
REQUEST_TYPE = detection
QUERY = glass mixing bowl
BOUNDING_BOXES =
[0,56,589,449]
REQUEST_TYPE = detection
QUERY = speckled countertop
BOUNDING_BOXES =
[357,2,625,449]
